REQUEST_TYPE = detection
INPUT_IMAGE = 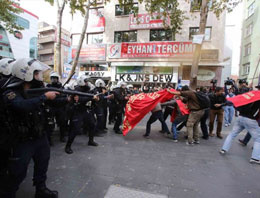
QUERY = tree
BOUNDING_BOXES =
[189,0,241,88]
[45,0,67,76]
[0,0,23,33]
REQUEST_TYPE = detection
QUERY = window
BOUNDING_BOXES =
[87,33,103,44]
[189,27,212,41]
[248,1,255,18]
[13,14,30,29]
[114,31,137,43]
[115,3,138,16]
[243,63,250,75]
[244,43,251,56]
[245,23,253,37]
[150,29,173,41]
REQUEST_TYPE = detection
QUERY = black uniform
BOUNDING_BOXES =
[113,87,127,134]
[46,82,67,143]
[65,85,98,154]
[93,87,106,133]
[0,84,58,198]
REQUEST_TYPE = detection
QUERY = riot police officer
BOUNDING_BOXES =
[0,58,16,183]
[93,79,106,133]
[0,58,59,198]
[46,72,67,143]
[65,75,99,154]
[113,81,128,134]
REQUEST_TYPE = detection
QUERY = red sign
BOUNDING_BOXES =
[87,8,105,33]
[0,35,3,40]
[14,31,23,39]
[109,42,194,59]
[129,13,170,30]
[72,44,106,61]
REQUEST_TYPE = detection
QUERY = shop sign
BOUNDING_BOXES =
[108,42,194,59]
[115,73,176,83]
[129,13,170,30]
[87,8,105,33]
[62,63,78,79]
[197,69,215,81]
[14,31,23,39]
[72,44,106,61]
[83,71,111,78]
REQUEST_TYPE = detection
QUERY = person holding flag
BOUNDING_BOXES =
[220,91,260,165]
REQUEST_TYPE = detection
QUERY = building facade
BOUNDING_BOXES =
[0,5,38,59]
[38,22,71,72]
[71,0,226,87]
[239,0,260,86]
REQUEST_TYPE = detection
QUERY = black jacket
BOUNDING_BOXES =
[209,93,227,110]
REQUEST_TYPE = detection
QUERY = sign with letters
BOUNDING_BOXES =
[115,73,177,83]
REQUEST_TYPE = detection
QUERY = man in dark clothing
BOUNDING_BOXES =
[113,81,129,134]
[208,87,227,139]
[0,58,59,198]
[46,72,67,144]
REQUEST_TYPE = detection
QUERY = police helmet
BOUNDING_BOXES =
[0,58,16,76]
[50,72,60,79]
[127,84,133,89]
[95,79,106,87]
[117,81,127,88]
[77,75,91,86]
[11,58,51,82]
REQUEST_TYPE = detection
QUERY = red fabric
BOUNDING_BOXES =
[122,89,175,136]
[227,90,260,107]
[170,100,190,122]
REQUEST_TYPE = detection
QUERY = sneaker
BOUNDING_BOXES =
[217,134,223,139]
[172,139,178,143]
[186,141,194,146]
[249,158,260,165]
[228,123,231,126]
[194,140,200,144]
[143,134,149,139]
[225,124,228,127]
[238,139,247,146]
[219,149,226,155]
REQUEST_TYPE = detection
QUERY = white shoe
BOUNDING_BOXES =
[219,149,226,155]
[250,158,260,164]
[225,124,228,127]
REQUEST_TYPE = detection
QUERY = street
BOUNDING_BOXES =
[17,116,259,198]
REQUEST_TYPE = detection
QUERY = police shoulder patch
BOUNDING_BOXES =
[6,92,16,100]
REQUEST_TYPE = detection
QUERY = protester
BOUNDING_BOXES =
[167,86,205,145]
[143,102,170,138]
[224,87,235,127]
[208,87,227,139]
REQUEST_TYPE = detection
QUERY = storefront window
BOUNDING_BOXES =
[87,33,103,44]
[29,37,37,59]
[81,64,108,71]
[150,29,173,41]
[115,3,138,16]
[114,31,137,43]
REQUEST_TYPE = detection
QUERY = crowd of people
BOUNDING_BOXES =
[0,57,259,198]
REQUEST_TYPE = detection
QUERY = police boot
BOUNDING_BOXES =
[65,143,73,154]
[88,141,98,146]
[35,187,58,198]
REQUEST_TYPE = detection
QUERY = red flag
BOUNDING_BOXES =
[122,89,175,136]
[227,90,260,107]
[170,100,190,122]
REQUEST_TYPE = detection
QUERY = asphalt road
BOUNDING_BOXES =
[17,115,260,198]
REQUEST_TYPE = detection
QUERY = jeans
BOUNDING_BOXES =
[224,106,235,125]
[171,115,188,140]
[145,111,169,136]
[222,116,260,160]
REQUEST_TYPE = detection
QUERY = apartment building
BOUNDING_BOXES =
[239,0,260,86]
[38,22,71,71]
[71,0,226,87]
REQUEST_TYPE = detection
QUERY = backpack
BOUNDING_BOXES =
[195,91,210,110]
